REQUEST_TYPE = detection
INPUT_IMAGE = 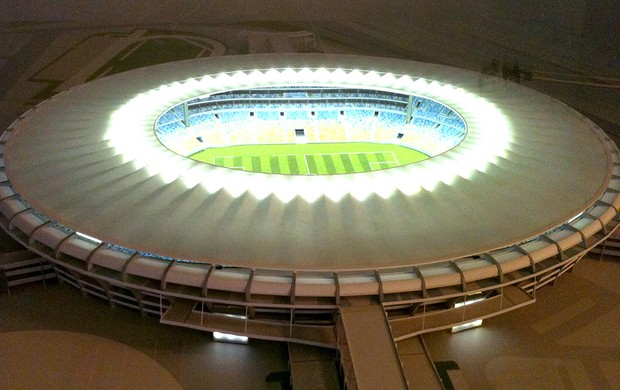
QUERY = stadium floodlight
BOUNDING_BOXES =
[104,67,510,203]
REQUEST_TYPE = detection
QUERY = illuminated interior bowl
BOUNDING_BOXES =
[3,54,612,271]
[154,86,467,175]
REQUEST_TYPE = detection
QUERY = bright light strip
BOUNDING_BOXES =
[213,331,249,344]
[451,319,483,333]
[454,296,484,308]
[451,296,484,332]
[567,212,584,224]
[76,231,102,244]
[105,67,511,202]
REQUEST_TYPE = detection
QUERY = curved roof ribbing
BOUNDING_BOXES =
[4,54,611,270]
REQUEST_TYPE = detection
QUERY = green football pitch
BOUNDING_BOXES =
[189,142,429,175]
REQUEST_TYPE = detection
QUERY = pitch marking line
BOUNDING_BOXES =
[303,155,311,174]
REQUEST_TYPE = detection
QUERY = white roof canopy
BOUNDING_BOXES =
[4,54,611,270]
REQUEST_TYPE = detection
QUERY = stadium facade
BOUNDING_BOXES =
[2,54,618,388]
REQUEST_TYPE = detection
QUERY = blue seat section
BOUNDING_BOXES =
[380,112,406,125]
[257,111,280,120]
[412,118,436,128]
[198,87,410,103]
[189,112,217,126]
[155,121,185,136]
[317,110,339,120]
[345,110,375,121]
[286,110,309,120]
[219,111,248,123]
[410,98,466,133]
[158,105,185,125]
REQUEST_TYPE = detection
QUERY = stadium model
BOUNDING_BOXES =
[1,54,619,357]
